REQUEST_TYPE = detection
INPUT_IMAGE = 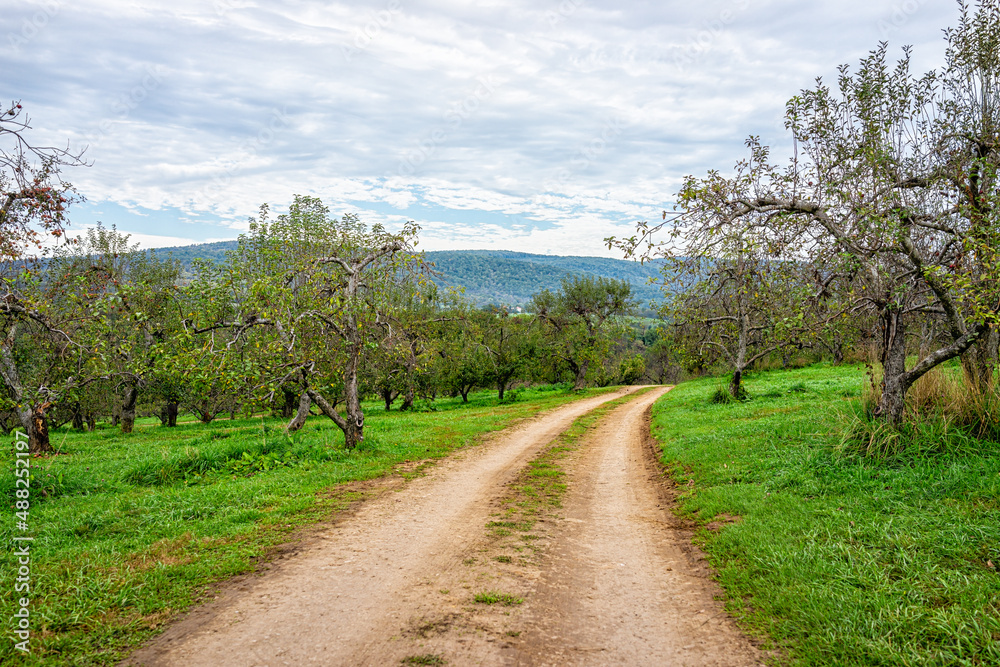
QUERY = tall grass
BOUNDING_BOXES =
[840,363,1000,459]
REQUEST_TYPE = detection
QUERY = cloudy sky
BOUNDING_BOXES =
[3,0,956,257]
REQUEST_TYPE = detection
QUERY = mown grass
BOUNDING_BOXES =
[0,384,614,666]
[651,363,1000,666]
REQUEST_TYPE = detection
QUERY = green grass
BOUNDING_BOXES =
[400,653,446,665]
[0,384,615,666]
[472,590,523,606]
[651,363,1000,666]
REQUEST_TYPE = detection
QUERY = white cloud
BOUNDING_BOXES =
[1,0,958,256]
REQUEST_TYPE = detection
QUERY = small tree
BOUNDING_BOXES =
[223,196,422,448]
[472,306,537,400]
[531,275,636,390]
[51,226,181,433]
[1,99,85,260]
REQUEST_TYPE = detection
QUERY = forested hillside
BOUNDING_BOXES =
[424,250,663,307]
[155,242,665,309]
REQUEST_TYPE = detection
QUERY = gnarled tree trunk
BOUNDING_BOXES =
[572,358,590,391]
[1,337,52,454]
[12,403,53,455]
[120,383,139,434]
[280,388,298,418]
[287,391,311,432]
[874,310,910,426]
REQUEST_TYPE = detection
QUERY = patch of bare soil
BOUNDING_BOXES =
[122,387,640,667]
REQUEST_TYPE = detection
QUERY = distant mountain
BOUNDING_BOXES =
[424,250,665,309]
[150,242,666,310]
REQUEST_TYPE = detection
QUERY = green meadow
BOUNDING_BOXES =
[651,363,1000,666]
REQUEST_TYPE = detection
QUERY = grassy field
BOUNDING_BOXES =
[1,384,614,666]
[650,363,1000,666]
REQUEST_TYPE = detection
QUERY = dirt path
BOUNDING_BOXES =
[512,387,760,666]
[126,386,760,667]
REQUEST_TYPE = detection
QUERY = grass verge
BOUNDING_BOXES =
[651,363,1000,666]
[1,384,616,666]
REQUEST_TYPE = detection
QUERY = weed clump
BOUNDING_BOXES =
[710,383,749,404]
[473,590,523,606]
[401,654,446,665]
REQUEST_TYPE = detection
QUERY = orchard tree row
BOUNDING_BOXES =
[2,188,644,453]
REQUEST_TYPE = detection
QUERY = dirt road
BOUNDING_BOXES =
[126,387,760,666]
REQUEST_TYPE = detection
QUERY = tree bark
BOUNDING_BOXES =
[120,384,139,434]
[280,388,298,418]
[287,391,312,432]
[14,404,52,455]
[340,307,366,449]
[28,405,51,455]
[381,388,398,411]
[1,334,52,453]
[729,368,744,399]
[572,358,590,390]
[832,340,844,365]
[401,339,419,410]
[164,400,179,427]
[874,310,909,426]
[962,325,998,391]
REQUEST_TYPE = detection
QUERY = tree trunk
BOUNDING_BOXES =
[874,309,909,426]
[15,404,52,455]
[86,413,96,432]
[72,404,85,431]
[287,391,312,432]
[962,325,998,392]
[726,311,750,400]
[164,401,179,427]
[460,386,470,403]
[340,332,365,449]
[381,388,397,411]
[29,406,51,455]
[572,359,590,390]
[120,384,139,434]
[729,368,744,399]
[832,340,844,365]
[280,388,298,418]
